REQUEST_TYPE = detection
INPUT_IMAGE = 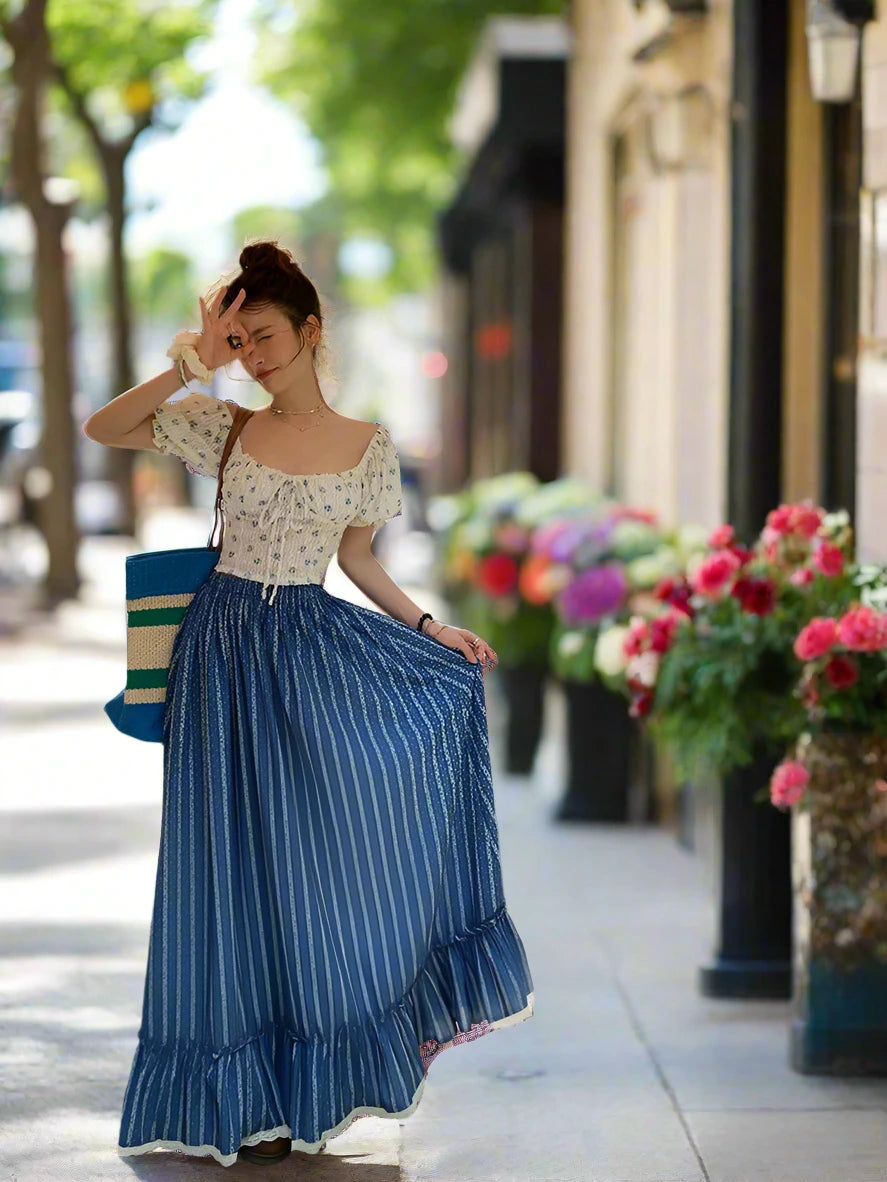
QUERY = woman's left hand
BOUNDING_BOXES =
[425,622,498,674]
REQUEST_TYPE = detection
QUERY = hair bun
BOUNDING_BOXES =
[239,240,299,274]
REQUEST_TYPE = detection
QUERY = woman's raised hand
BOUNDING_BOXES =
[194,286,256,371]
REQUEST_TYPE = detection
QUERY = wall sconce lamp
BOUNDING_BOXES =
[806,0,875,103]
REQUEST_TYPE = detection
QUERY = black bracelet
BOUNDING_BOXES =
[416,612,433,632]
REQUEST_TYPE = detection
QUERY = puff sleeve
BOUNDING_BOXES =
[349,423,403,529]
[151,392,234,478]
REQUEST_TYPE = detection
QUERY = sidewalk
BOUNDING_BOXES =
[2,525,886,1181]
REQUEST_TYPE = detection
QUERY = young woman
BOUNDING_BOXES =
[84,240,535,1168]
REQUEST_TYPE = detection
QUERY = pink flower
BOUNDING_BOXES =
[765,501,824,540]
[793,504,825,539]
[793,617,838,661]
[691,550,742,597]
[836,606,887,652]
[708,524,735,549]
[790,567,815,587]
[770,760,810,809]
[766,506,795,536]
[824,655,858,690]
[813,542,844,577]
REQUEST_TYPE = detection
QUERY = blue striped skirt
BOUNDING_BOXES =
[117,569,535,1167]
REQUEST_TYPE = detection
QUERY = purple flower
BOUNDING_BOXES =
[556,563,628,625]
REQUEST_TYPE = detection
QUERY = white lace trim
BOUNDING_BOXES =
[116,992,535,1168]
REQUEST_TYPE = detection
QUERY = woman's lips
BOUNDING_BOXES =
[256,369,276,381]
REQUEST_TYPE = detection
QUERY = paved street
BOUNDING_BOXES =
[2,521,887,1181]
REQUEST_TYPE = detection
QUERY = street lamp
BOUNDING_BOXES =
[806,0,874,103]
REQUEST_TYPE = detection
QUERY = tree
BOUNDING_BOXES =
[130,246,196,327]
[1,0,81,604]
[256,0,565,299]
[48,0,215,532]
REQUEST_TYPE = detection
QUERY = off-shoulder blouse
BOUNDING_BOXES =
[152,391,403,605]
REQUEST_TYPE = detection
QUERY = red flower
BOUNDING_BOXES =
[729,544,755,566]
[732,575,777,616]
[813,542,844,578]
[629,689,654,719]
[654,577,694,616]
[794,617,838,661]
[691,550,742,597]
[825,655,859,690]
[623,618,650,658]
[476,552,519,597]
[649,611,684,655]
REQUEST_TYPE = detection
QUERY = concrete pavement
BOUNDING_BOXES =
[2,519,887,1181]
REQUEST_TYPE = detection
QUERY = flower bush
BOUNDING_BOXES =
[543,506,707,683]
[427,473,597,669]
[597,500,883,785]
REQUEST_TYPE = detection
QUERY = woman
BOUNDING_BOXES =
[84,240,535,1168]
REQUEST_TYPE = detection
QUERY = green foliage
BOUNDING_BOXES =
[456,587,554,670]
[548,618,602,684]
[130,246,196,324]
[650,601,808,784]
[47,0,213,126]
[255,0,566,297]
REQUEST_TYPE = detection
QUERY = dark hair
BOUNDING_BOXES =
[220,239,323,353]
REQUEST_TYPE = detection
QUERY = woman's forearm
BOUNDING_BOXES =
[82,363,194,442]
[338,553,430,630]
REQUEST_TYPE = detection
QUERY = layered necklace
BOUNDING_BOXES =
[268,368,328,433]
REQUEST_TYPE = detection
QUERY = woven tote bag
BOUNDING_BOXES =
[103,400,253,743]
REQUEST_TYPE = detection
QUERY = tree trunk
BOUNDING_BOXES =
[7,0,81,606]
[103,142,137,537]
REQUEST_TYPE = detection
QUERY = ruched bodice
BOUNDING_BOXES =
[152,391,403,605]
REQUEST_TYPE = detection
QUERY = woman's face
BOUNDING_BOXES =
[234,304,319,388]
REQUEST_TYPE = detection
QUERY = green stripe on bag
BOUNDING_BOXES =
[126,667,168,690]
[128,605,190,626]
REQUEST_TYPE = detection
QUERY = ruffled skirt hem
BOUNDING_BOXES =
[117,904,535,1167]
[117,995,533,1168]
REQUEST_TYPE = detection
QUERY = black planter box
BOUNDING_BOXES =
[698,743,793,999]
[554,677,654,824]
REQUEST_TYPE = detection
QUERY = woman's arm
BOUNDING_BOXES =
[81,286,252,450]
[81,365,194,450]
[338,536,497,671]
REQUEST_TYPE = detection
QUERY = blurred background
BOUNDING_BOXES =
[4,1,887,1179]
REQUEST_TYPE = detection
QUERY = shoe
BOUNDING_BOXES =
[239,1135,292,1164]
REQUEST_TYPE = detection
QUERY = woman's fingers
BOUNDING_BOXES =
[223,288,247,320]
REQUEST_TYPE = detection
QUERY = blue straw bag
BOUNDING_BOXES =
[103,400,253,743]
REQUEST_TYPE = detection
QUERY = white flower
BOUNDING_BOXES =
[626,650,660,688]
[558,630,586,658]
[627,546,681,590]
[594,625,631,677]
[674,522,709,558]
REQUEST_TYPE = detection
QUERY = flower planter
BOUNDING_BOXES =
[699,741,793,999]
[790,731,887,1074]
[496,663,547,775]
[554,677,653,823]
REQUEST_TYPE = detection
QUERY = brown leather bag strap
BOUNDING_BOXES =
[207,400,253,551]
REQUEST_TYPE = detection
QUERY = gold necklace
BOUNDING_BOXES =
[268,372,328,432]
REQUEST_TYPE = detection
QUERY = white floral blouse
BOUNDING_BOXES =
[152,391,403,605]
